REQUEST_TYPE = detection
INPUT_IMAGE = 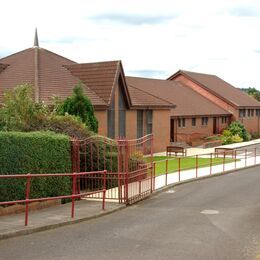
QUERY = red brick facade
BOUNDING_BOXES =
[172,74,260,135]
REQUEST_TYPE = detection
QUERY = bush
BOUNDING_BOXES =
[221,121,251,144]
[0,85,93,139]
[0,131,72,202]
[56,83,98,133]
[0,84,48,131]
[36,114,92,139]
[228,121,251,141]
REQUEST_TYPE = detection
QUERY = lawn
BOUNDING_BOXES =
[147,156,237,176]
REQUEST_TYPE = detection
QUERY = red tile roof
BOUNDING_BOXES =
[168,70,260,107]
[65,61,173,108]
[0,63,8,73]
[126,76,231,117]
[127,84,174,108]
[0,48,106,107]
[64,61,120,105]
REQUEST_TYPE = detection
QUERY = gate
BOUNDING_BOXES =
[71,134,154,204]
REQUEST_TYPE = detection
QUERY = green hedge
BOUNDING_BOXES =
[0,131,72,202]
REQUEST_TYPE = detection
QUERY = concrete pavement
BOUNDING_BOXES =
[0,200,124,240]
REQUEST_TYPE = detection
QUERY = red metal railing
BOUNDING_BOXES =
[71,134,154,204]
[0,171,107,226]
[153,147,260,189]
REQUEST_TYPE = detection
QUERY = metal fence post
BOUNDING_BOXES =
[102,170,107,210]
[153,162,156,191]
[25,173,31,226]
[165,159,168,186]
[178,158,181,182]
[71,172,76,218]
[210,153,212,175]
[124,140,129,204]
[235,150,237,169]
[196,155,198,178]
[245,149,247,167]
[223,152,226,173]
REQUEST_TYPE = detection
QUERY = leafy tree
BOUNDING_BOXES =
[245,87,260,102]
[57,83,98,133]
[0,84,48,131]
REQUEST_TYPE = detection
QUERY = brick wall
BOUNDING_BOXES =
[174,116,229,144]
[173,75,260,134]
[95,110,107,136]
[153,110,171,152]
[174,75,236,113]
[126,110,137,139]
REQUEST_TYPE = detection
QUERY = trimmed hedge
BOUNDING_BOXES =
[0,131,72,202]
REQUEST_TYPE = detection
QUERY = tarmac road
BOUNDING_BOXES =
[0,166,260,260]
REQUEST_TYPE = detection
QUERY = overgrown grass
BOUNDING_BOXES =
[147,156,237,176]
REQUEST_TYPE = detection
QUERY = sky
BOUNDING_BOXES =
[1,0,260,89]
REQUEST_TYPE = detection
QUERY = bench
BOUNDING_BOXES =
[214,147,235,158]
[166,146,187,157]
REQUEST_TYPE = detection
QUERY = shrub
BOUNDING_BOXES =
[0,85,93,139]
[221,121,251,144]
[0,131,72,202]
[0,84,48,131]
[37,114,92,139]
[56,83,98,133]
[228,121,251,141]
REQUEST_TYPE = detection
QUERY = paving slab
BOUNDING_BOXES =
[0,200,124,240]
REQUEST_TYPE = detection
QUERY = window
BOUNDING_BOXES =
[137,110,143,138]
[146,110,153,134]
[251,109,254,117]
[247,109,254,117]
[178,118,186,128]
[239,109,246,118]
[201,117,208,126]
[247,109,250,117]
[222,116,227,124]
[192,118,196,127]
[256,109,260,117]
[118,86,126,137]
[107,96,115,138]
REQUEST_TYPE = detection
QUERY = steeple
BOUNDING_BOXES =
[33,28,39,47]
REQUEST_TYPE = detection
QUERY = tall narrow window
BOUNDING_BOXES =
[251,109,254,117]
[137,110,143,138]
[107,96,115,138]
[201,117,208,126]
[247,109,251,117]
[118,86,126,137]
[256,109,260,117]
[192,118,196,127]
[146,110,153,134]
[178,118,186,127]
[239,109,246,118]
[222,116,227,124]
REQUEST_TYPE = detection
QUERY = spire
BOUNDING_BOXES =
[33,28,39,47]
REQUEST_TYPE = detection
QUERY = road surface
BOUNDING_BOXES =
[0,166,260,259]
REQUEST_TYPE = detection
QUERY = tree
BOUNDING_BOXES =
[0,84,48,131]
[245,87,260,102]
[58,83,98,133]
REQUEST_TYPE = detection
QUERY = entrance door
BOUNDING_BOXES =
[170,119,175,142]
[213,117,217,134]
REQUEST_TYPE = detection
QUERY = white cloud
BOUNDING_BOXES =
[1,0,260,88]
